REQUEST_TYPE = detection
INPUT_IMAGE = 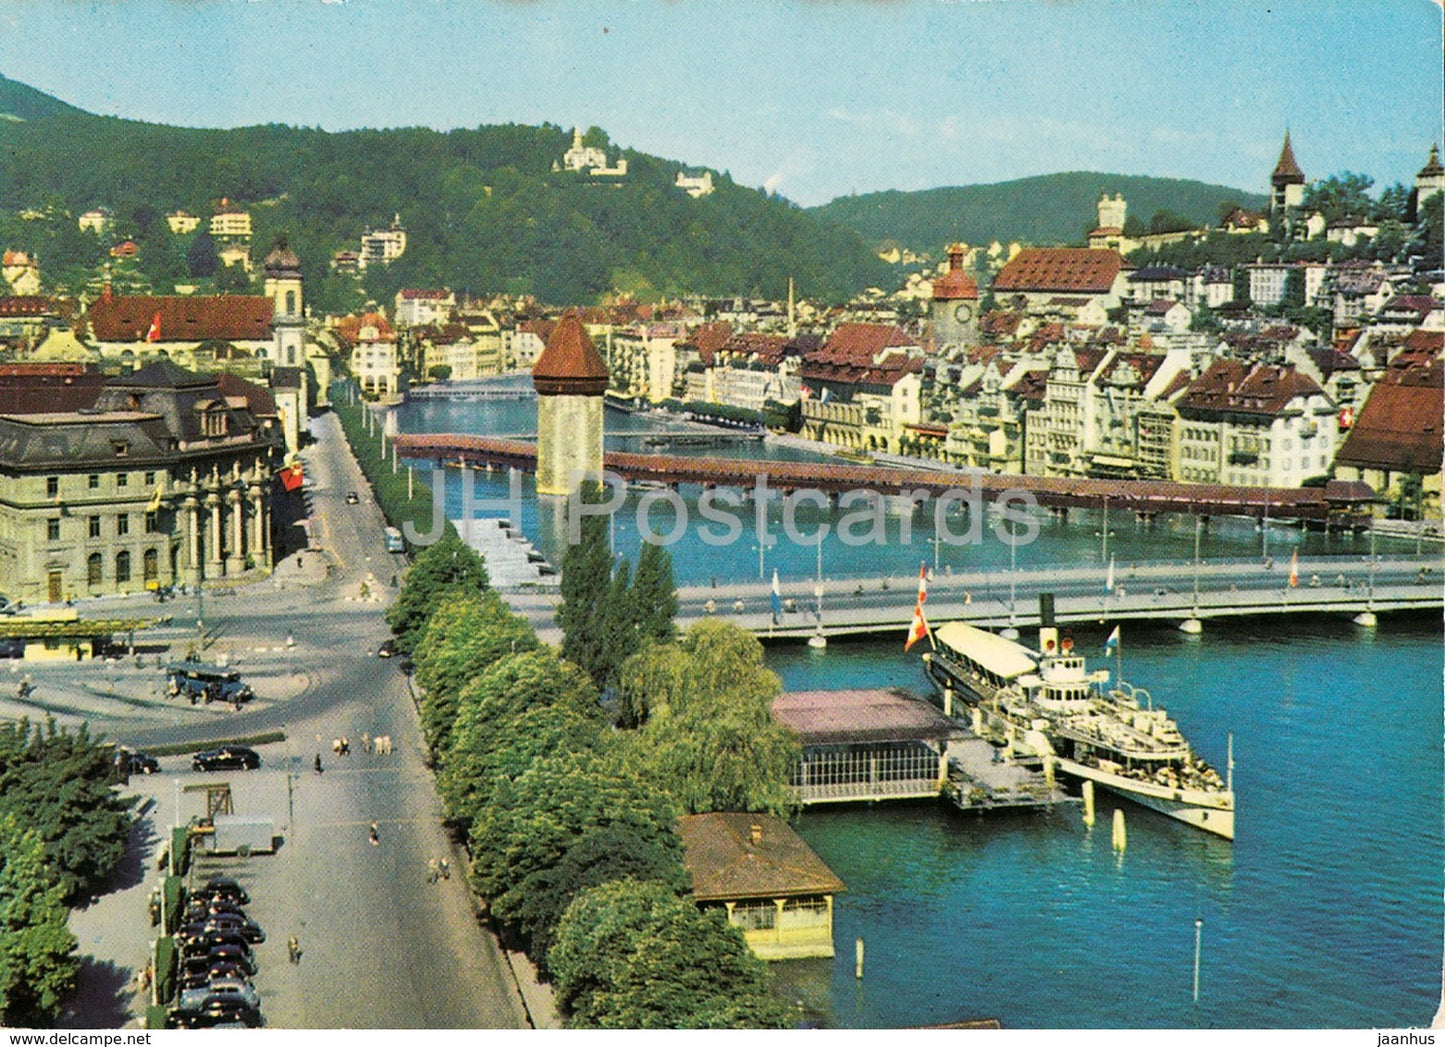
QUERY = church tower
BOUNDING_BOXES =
[263,239,304,368]
[533,310,609,496]
[930,243,980,349]
[1270,131,1306,214]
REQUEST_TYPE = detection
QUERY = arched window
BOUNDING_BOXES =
[87,553,102,587]
[143,548,159,584]
[115,551,131,584]
[285,290,297,315]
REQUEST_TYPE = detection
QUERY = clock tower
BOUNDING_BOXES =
[930,243,980,349]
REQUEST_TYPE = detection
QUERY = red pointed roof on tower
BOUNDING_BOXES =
[1272,132,1305,185]
[532,309,609,396]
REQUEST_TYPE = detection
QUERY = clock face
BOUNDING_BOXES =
[954,302,974,323]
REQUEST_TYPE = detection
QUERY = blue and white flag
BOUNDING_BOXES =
[1104,625,1120,651]
[771,569,783,620]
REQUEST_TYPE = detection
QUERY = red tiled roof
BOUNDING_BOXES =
[1335,362,1443,472]
[811,323,916,367]
[1096,351,1165,388]
[933,246,979,301]
[1177,360,1324,418]
[993,248,1122,295]
[215,371,277,418]
[334,311,395,346]
[532,310,608,395]
[89,294,273,343]
[980,311,1023,338]
[718,333,788,366]
[1006,368,1049,403]
[0,296,55,317]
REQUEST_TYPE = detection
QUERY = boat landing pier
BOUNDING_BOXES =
[771,688,1068,813]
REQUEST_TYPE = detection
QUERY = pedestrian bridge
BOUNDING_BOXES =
[393,432,1377,524]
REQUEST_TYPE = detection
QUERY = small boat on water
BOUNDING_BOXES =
[920,607,1234,840]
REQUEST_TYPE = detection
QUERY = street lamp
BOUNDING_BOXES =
[1095,494,1115,563]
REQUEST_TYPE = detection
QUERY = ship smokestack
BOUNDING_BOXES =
[1038,593,1058,657]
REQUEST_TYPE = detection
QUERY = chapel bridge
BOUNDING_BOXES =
[392,433,1375,524]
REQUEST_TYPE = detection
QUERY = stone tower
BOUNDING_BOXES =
[263,239,304,367]
[1270,131,1306,214]
[1411,143,1445,218]
[533,310,609,496]
[930,243,980,349]
[1097,192,1127,232]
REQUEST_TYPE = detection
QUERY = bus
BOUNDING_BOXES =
[383,526,405,553]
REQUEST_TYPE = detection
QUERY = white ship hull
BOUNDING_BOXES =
[1056,757,1234,840]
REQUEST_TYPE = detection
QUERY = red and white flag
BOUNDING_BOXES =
[1288,549,1299,588]
[145,312,162,343]
[905,564,930,651]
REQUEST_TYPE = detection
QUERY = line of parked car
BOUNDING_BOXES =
[168,876,265,1028]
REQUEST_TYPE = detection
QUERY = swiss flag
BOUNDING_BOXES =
[145,312,162,343]
[904,564,930,651]
[279,462,304,492]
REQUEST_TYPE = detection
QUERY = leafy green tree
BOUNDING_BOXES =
[437,648,602,826]
[439,702,601,832]
[615,621,799,815]
[0,817,77,1028]
[412,592,538,755]
[557,484,624,689]
[467,750,680,951]
[550,879,793,1029]
[386,531,490,654]
[1147,209,1195,235]
[1300,172,1375,222]
[0,720,136,905]
[428,364,453,381]
[186,225,217,278]
[214,261,253,294]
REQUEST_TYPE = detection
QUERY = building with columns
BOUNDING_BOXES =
[532,310,608,497]
[0,360,283,602]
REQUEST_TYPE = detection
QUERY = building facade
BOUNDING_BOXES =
[0,361,282,602]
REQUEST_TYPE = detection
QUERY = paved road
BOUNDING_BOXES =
[53,410,537,1029]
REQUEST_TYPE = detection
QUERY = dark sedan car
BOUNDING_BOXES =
[200,876,250,903]
[121,749,160,774]
[192,747,260,772]
[166,996,261,1029]
[185,915,264,944]
[183,898,247,923]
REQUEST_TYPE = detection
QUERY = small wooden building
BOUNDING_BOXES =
[677,812,845,960]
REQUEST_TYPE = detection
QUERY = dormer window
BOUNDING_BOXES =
[112,440,130,457]
[202,407,228,438]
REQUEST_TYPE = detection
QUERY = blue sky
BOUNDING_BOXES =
[1,0,1440,207]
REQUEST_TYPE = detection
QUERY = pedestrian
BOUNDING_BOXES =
[287,935,301,964]
[361,733,372,754]
[427,858,439,884]
[439,857,450,880]
[369,821,380,846]
[313,753,323,775]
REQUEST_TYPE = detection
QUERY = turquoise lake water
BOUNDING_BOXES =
[390,385,1445,1029]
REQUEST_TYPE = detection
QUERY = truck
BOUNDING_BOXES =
[199,815,277,857]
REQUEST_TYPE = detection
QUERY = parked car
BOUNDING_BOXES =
[204,944,257,976]
[189,914,264,944]
[167,996,260,1029]
[192,747,260,772]
[178,959,246,992]
[119,748,159,774]
[0,638,24,658]
[183,898,247,922]
[199,877,251,904]
[377,638,397,658]
[345,491,360,504]
[179,978,260,1013]
[166,663,253,706]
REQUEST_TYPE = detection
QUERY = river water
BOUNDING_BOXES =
[390,384,1444,1029]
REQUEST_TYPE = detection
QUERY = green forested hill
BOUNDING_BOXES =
[0,73,87,121]
[809,172,1268,254]
[0,76,891,308]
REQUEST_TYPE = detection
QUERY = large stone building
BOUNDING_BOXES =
[991,248,1127,316]
[0,360,283,603]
